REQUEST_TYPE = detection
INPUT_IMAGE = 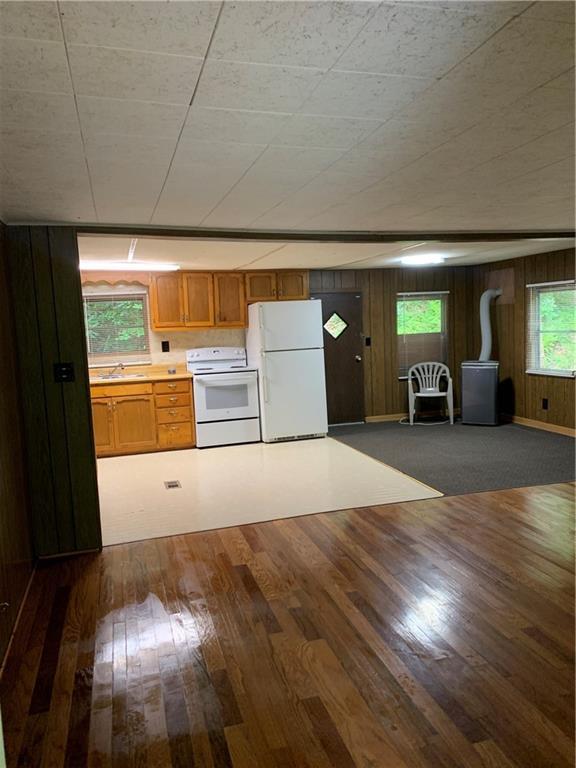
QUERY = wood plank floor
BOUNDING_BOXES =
[1,483,574,768]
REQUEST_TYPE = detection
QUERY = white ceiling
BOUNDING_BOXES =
[77,234,576,270]
[0,1,574,232]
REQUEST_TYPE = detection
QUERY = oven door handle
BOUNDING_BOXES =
[194,375,256,387]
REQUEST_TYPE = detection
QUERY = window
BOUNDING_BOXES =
[526,281,576,377]
[397,292,448,378]
[83,291,151,365]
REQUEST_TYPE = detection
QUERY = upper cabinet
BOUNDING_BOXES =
[278,271,309,300]
[245,270,309,302]
[214,272,246,327]
[150,270,308,330]
[150,273,183,328]
[245,271,277,302]
[183,272,214,326]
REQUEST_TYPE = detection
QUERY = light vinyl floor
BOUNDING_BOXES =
[97,437,441,546]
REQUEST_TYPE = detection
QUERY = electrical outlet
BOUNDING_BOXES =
[161,340,170,353]
[542,398,549,410]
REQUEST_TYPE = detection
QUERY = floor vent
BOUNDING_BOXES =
[164,480,182,489]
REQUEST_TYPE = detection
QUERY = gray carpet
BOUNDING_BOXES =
[329,420,575,496]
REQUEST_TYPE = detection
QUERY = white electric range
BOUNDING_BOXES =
[186,347,260,448]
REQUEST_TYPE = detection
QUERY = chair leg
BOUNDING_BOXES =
[409,392,415,425]
[447,388,454,425]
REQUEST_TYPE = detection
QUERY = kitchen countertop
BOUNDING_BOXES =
[89,365,192,385]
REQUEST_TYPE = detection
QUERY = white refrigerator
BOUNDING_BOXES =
[246,300,328,442]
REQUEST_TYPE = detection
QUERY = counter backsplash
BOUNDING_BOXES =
[149,328,246,365]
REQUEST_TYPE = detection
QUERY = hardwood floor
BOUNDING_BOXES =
[1,483,574,768]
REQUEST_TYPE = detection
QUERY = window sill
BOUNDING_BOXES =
[526,369,576,379]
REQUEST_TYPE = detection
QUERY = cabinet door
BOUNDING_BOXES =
[277,271,309,300]
[183,272,214,327]
[113,396,157,453]
[214,273,246,327]
[92,399,115,455]
[151,274,184,328]
[245,272,277,302]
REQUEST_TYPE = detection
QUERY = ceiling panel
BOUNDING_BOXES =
[336,2,513,78]
[67,45,203,103]
[0,0,573,232]
[60,1,220,56]
[209,1,375,68]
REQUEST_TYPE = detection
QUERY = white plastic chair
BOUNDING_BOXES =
[408,362,454,425]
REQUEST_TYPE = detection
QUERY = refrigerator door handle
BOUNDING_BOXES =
[261,355,270,403]
[258,304,264,330]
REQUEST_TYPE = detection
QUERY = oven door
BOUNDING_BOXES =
[193,372,259,423]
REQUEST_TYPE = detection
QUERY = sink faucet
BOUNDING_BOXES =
[108,361,125,376]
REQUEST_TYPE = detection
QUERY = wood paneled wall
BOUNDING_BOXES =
[6,227,102,557]
[468,249,575,429]
[310,266,469,416]
[311,248,575,428]
[0,224,33,660]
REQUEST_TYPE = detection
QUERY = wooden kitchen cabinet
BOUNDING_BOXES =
[113,395,157,453]
[150,273,184,328]
[277,271,309,300]
[91,399,115,454]
[183,272,214,326]
[245,271,277,302]
[214,272,246,327]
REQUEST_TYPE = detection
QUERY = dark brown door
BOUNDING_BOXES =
[311,292,364,424]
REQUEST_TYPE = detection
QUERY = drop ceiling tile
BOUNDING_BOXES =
[0,130,85,173]
[84,134,176,172]
[248,242,398,269]
[449,16,574,88]
[0,90,78,133]
[77,96,188,139]
[128,237,280,270]
[210,1,376,68]
[337,3,509,78]
[358,116,466,155]
[195,60,324,113]
[521,1,575,24]
[272,113,382,149]
[173,138,265,172]
[60,1,220,56]
[90,168,167,224]
[0,38,71,93]
[253,146,344,174]
[202,168,315,227]
[0,1,62,41]
[543,68,575,90]
[183,107,288,144]
[152,167,246,227]
[326,146,421,177]
[68,45,203,104]
[299,70,433,120]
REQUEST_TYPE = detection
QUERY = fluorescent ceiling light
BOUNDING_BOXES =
[80,260,179,271]
[127,238,138,261]
[401,253,445,266]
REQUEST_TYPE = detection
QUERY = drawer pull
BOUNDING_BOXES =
[169,397,178,402]
[168,383,177,390]
[169,409,177,416]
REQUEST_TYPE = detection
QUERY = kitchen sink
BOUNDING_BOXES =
[94,373,147,380]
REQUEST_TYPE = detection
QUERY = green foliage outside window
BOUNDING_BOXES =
[538,289,575,371]
[397,299,442,335]
[84,297,148,356]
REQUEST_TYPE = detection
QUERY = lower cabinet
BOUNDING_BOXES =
[91,379,195,457]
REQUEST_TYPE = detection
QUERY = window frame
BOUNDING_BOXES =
[396,291,449,380]
[526,280,576,379]
[82,288,152,367]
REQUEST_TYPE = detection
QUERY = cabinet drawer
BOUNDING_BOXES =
[90,382,152,398]
[155,392,191,408]
[158,422,194,448]
[156,406,192,424]
[153,380,191,395]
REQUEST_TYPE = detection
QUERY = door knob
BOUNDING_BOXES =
[355,355,362,362]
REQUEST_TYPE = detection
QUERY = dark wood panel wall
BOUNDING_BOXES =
[310,266,469,417]
[468,249,575,429]
[6,226,102,558]
[311,248,575,428]
[0,224,33,661]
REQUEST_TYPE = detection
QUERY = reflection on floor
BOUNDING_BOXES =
[97,437,441,546]
[1,484,573,768]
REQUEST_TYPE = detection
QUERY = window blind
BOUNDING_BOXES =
[397,292,449,378]
[526,281,576,377]
[83,292,151,365]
